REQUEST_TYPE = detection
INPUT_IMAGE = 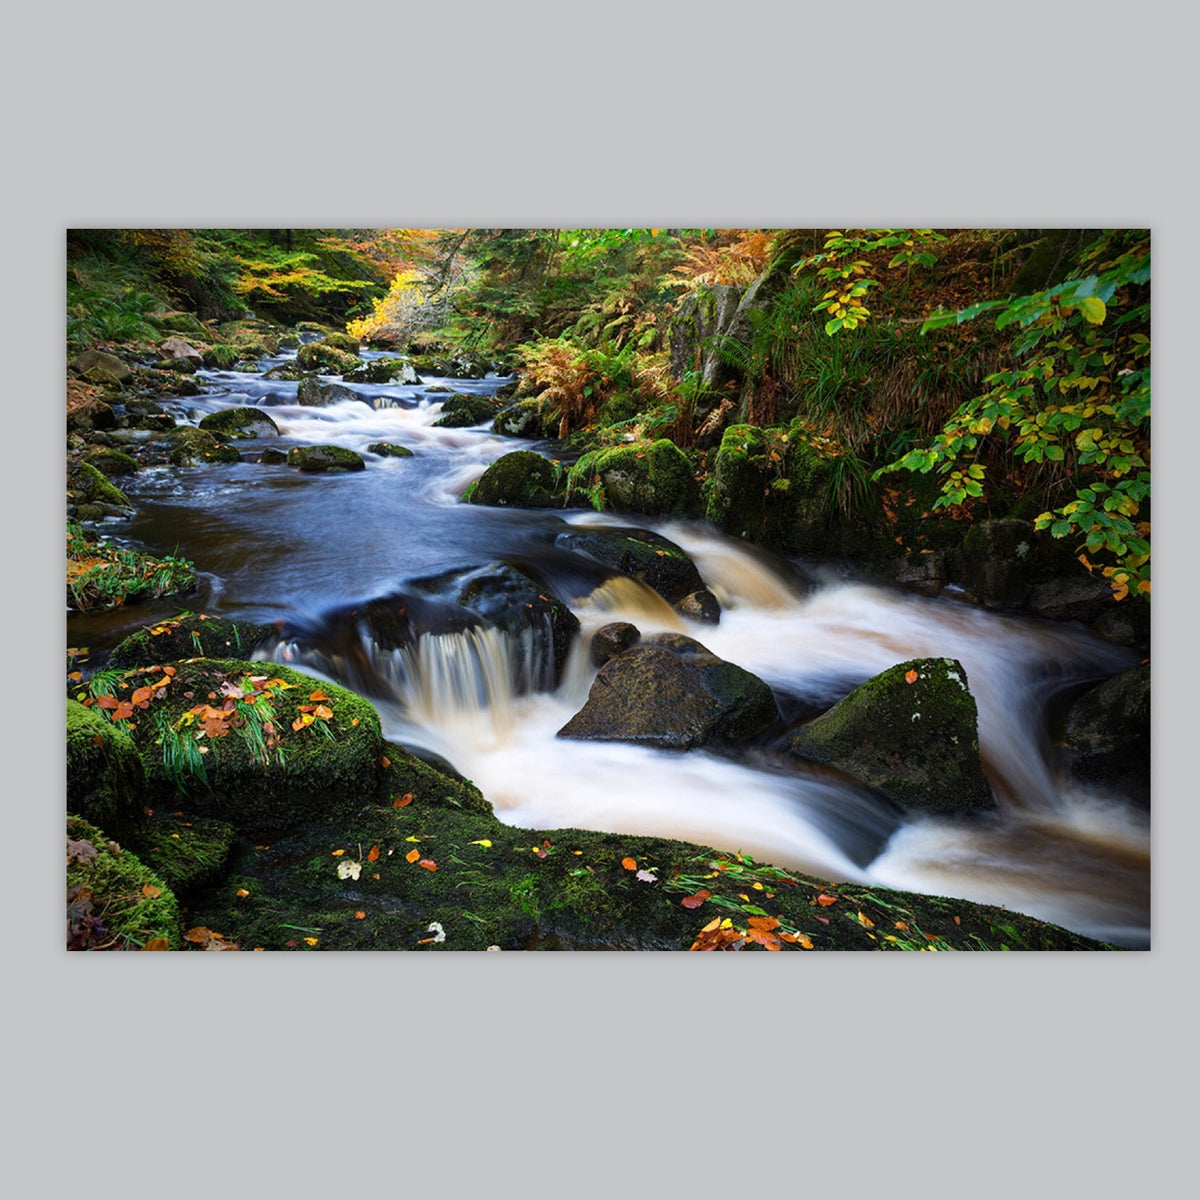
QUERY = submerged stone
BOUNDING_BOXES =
[287,444,366,473]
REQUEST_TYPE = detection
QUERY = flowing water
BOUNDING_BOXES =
[71,348,1151,947]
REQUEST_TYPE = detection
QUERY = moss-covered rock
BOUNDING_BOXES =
[83,447,139,477]
[67,523,197,610]
[117,658,384,837]
[317,332,361,355]
[198,406,281,439]
[568,439,701,517]
[67,699,147,837]
[467,450,564,507]
[782,657,994,815]
[432,394,504,428]
[124,813,239,895]
[295,342,363,375]
[67,460,134,512]
[67,398,117,435]
[1060,661,1150,807]
[295,378,369,408]
[558,632,778,750]
[262,362,316,382]
[158,311,210,337]
[493,397,560,439]
[166,427,242,465]
[67,816,183,950]
[343,357,420,385]
[107,613,276,670]
[287,444,366,473]
[71,349,133,386]
[366,442,414,458]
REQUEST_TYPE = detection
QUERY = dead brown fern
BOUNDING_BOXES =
[670,230,778,288]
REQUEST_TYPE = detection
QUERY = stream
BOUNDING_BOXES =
[69,346,1151,948]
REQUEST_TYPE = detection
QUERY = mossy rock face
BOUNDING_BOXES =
[468,450,564,508]
[158,311,209,336]
[287,444,366,473]
[72,349,134,386]
[67,699,147,838]
[67,816,182,950]
[295,342,363,375]
[705,423,771,540]
[569,439,701,518]
[295,378,369,408]
[166,427,241,465]
[1061,661,1150,807]
[153,357,200,374]
[493,398,559,439]
[343,357,420,385]
[782,657,994,815]
[260,448,289,465]
[124,813,239,895]
[83,447,139,477]
[67,461,133,511]
[558,632,778,750]
[432,394,504,428]
[262,362,316,382]
[366,442,414,458]
[317,332,361,355]
[202,344,244,369]
[120,658,384,838]
[107,613,276,670]
[198,406,281,439]
[553,526,717,620]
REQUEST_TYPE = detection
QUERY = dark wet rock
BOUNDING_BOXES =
[590,621,640,667]
[1090,598,1150,652]
[262,362,316,382]
[468,450,564,508]
[366,442,414,458]
[153,357,200,374]
[71,349,133,386]
[67,399,117,434]
[287,444,366,473]
[558,632,777,750]
[260,448,289,464]
[432,394,504,428]
[568,439,701,517]
[296,377,371,408]
[1060,662,1150,808]
[780,657,994,815]
[553,527,715,621]
[198,406,281,439]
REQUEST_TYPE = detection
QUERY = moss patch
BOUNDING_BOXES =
[287,445,366,473]
[106,612,275,670]
[67,698,147,837]
[467,450,565,508]
[198,406,280,439]
[567,438,700,517]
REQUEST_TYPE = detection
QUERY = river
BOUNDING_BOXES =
[68,346,1151,948]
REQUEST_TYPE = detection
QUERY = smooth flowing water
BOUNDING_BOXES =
[73,348,1151,947]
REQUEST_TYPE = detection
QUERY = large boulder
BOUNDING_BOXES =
[67,698,147,838]
[1060,662,1150,807]
[67,398,117,435]
[781,657,994,815]
[67,461,134,513]
[107,613,276,670]
[117,658,385,837]
[553,526,719,622]
[467,450,564,508]
[83,447,139,477]
[558,632,778,750]
[159,337,204,364]
[71,349,133,386]
[166,428,242,465]
[287,444,366,473]
[198,407,281,439]
[568,439,700,517]
[296,378,371,408]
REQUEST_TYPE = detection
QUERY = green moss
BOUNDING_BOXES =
[295,342,363,374]
[198,407,280,439]
[366,442,414,458]
[167,427,244,466]
[83,448,139,477]
[287,445,366,473]
[784,657,994,814]
[67,699,147,837]
[68,461,133,510]
[567,438,700,517]
[124,814,238,894]
[119,658,384,837]
[67,523,197,611]
[67,816,182,950]
[493,398,559,439]
[432,394,503,428]
[468,450,564,507]
[107,613,275,670]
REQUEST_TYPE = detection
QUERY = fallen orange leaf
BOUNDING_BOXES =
[235,888,250,898]
[406,849,420,863]
[418,859,437,871]
[367,844,380,862]
[621,857,637,870]
[394,793,413,807]
[141,883,162,899]
[141,938,170,951]
[816,893,838,906]
[680,889,712,910]
[354,911,366,920]
[309,690,330,702]
[905,669,919,684]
